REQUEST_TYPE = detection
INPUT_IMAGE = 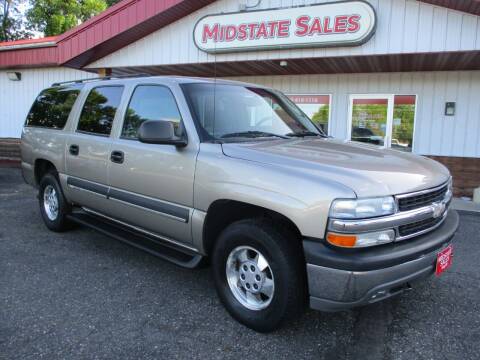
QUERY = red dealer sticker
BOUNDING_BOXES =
[436,244,453,276]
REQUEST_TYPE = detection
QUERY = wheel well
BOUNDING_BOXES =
[203,200,302,256]
[34,159,57,184]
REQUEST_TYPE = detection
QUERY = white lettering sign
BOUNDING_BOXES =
[193,1,376,53]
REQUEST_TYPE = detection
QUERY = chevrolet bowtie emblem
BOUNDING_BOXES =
[432,202,446,218]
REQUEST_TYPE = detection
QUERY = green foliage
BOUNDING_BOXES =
[26,87,80,128]
[27,0,108,36]
[311,105,329,132]
[351,103,415,149]
[392,104,415,147]
[351,104,387,136]
[78,89,114,133]
[1,0,31,41]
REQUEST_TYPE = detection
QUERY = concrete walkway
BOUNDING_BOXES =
[452,198,480,213]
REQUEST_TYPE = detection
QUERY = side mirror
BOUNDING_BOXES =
[138,120,187,147]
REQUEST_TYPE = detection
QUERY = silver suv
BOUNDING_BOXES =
[21,75,458,332]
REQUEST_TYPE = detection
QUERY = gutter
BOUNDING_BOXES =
[0,41,57,52]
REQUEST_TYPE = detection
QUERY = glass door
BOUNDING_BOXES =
[348,94,417,152]
[391,95,416,152]
[348,95,394,148]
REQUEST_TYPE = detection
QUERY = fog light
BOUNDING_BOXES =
[327,229,395,248]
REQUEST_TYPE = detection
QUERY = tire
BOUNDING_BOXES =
[212,218,306,332]
[38,172,73,232]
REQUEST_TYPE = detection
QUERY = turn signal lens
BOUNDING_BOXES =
[326,233,357,247]
[326,229,395,248]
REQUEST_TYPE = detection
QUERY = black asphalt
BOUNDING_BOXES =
[1,167,479,360]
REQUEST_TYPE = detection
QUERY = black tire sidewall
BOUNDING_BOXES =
[212,219,305,332]
[38,173,71,232]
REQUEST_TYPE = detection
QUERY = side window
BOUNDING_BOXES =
[122,85,182,139]
[77,86,124,136]
[26,87,81,129]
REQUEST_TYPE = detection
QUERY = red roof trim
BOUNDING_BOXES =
[0,36,57,48]
[1,0,479,70]
[0,0,215,70]
[56,0,138,42]
[56,0,216,67]
[0,46,58,69]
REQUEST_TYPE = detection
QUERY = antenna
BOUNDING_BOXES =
[212,28,218,139]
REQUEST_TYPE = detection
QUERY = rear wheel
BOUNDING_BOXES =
[212,219,306,332]
[38,172,73,232]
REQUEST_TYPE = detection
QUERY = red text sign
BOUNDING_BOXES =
[194,1,376,53]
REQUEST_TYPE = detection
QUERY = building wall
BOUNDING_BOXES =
[0,67,91,138]
[89,0,480,69]
[428,156,480,197]
[227,71,480,158]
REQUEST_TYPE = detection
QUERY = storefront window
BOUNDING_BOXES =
[351,98,388,147]
[392,95,416,152]
[349,95,416,152]
[287,95,330,134]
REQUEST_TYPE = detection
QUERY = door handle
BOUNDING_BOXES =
[110,150,124,164]
[69,144,79,156]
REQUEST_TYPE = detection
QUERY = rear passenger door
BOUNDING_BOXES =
[65,85,124,214]
[106,84,198,245]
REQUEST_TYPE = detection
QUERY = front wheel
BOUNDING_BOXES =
[38,172,73,232]
[212,219,306,332]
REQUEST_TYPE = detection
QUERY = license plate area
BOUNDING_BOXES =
[435,244,453,276]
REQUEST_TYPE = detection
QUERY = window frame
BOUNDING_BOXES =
[119,83,186,142]
[76,85,125,138]
[346,93,418,152]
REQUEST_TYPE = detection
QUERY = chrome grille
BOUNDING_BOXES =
[398,216,444,237]
[397,184,448,212]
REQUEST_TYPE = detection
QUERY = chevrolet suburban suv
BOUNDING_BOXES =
[21,75,458,332]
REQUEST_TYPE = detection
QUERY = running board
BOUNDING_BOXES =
[67,212,203,269]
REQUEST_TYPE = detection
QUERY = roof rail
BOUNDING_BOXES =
[51,73,151,87]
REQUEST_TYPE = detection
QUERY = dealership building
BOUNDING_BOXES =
[0,0,479,197]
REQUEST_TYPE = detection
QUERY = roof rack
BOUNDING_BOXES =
[51,73,151,87]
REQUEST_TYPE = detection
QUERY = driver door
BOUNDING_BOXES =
[105,84,198,245]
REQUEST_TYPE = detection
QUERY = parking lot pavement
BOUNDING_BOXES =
[0,168,479,360]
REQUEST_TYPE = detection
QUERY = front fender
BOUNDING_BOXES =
[194,144,355,239]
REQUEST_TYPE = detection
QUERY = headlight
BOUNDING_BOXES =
[329,196,396,219]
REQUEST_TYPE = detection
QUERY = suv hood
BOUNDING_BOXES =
[222,138,450,197]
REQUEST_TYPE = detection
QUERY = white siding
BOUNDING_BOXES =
[0,67,91,138]
[89,0,480,69]
[226,71,480,158]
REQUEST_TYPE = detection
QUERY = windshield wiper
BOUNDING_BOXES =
[220,131,289,139]
[285,131,326,138]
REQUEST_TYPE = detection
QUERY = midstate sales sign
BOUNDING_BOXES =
[193,1,376,53]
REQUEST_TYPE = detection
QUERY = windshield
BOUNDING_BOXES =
[181,83,325,141]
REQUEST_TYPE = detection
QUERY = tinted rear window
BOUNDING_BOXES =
[26,87,81,129]
[77,86,124,136]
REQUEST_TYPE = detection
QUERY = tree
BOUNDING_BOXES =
[106,0,121,6]
[311,105,329,132]
[0,0,31,41]
[27,0,108,36]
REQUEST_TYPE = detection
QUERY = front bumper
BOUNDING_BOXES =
[304,210,459,312]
